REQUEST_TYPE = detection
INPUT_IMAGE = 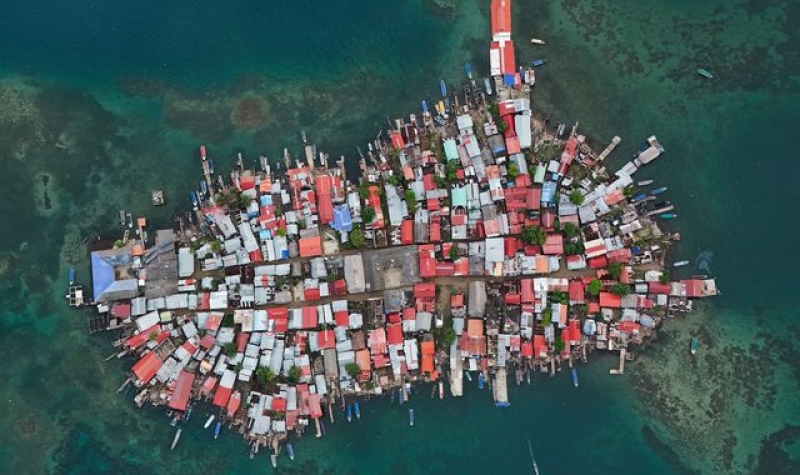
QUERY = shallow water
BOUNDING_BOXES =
[1,0,799,473]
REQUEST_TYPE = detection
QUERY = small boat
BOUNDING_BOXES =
[398,388,404,406]
[571,367,579,388]
[690,338,698,355]
[204,415,215,429]
[438,380,444,399]
[631,193,648,203]
[673,260,690,268]
[650,186,668,195]
[259,155,268,171]
[637,179,654,186]
[528,439,541,475]
[199,144,207,161]
[214,421,222,439]
[484,77,493,95]
[409,408,415,427]
[464,370,472,382]
[208,159,215,175]
[390,389,396,403]
[654,200,671,208]
[170,415,179,427]
[119,210,126,226]
[478,373,485,390]
[271,454,277,468]
[697,68,714,79]
[530,38,545,45]
[444,97,451,113]
[249,446,255,460]
[170,428,182,451]
[68,267,75,285]
[440,79,447,97]
[301,129,307,143]
[199,179,208,197]
[421,100,428,114]
[345,404,352,422]
[184,403,194,421]
[286,442,295,461]
[320,419,326,436]
[659,213,678,220]
[354,401,361,420]
[532,59,547,67]
[464,62,473,80]
[189,191,198,209]
[526,369,531,385]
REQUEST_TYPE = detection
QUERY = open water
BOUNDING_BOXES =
[1,1,799,473]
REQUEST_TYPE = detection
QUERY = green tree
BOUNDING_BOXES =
[588,279,602,297]
[349,228,365,248]
[287,366,301,384]
[563,222,580,239]
[522,225,546,246]
[610,283,631,296]
[114,239,124,249]
[569,189,585,206]
[445,160,459,182]
[256,367,276,384]
[554,337,565,353]
[405,190,417,214]
[345,363,361,379]
[607,262,623,281]
[659,270,670,284]
[507,163,519,180]
[434,176,446,188]
[276,228,287,237]
[148,330,159,341]
[564,243,585,256]
[223,342,237,358]
[541,308,552,327]
[387,175,401,186]
[210,240,222,253]
[448,244,459,261]
[237,193,253,209]
[362,207,376,223]
[359,182,370,200]
[235,362,244,373]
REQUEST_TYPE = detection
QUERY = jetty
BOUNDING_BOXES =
[71,0,718,460]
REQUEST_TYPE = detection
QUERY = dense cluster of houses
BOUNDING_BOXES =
[82,0,717,455]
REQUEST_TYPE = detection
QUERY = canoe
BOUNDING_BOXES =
[690,338,698,355]
[531,38,545,45]
[697,68,714,79]
[204,415,215,429]
[345,404,352,422]
[214,421,222,439]
[170,428,182,451]
[650,186,668,195]
[286,442,295,461]
[438,380,444,399]
[409,408,415,426]
[68,267,75,285]
[659,213,678,220]
[354,401,361,419]
[673,260,690,267]
[440,79,447,97]
[571,367,579,388]
[637,179,653,186]
[532,59,547,67]
[271,454,277,468]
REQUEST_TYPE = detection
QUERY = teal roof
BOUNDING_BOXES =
[451,186,467,208]
[443,139,459,161]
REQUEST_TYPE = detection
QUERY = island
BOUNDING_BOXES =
[67,0,717,464]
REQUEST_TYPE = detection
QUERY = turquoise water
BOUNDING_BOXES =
[1,0,799,473]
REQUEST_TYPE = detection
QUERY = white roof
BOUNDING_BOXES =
[177,247,195,278]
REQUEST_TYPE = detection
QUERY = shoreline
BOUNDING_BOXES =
[67,0,718,463]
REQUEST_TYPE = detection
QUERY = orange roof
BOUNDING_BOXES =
[421,340,435,355]
[131,244,144,257]
[298,236,322,257]
[137,217,147,227]
[467,319,484,337]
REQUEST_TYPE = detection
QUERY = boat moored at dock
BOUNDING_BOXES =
[659,213,678,220]
[650,186,668,195]
[464,62,473,79]
[483,77,492,95]
[532,59,547,67]
[638,179,654,186]
[171,428,182,451]
[673,260,690,267]
[408,408,414,426]
[286,442,295,461]
[204,415,215,429]
[214,421,222,439]
[440,79,447,97]
[354,401,361,419]
[571,367,579,388]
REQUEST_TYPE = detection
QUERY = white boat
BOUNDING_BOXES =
[170,428,182,451]
[483,78,493,95]
[530,38,545,45]
[271,454,278,468]
[673,260,690,267]
[637,179,654,186]
[204,415,215,429]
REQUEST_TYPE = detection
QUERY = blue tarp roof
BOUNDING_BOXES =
[332,205,353,232]
[91,252,115,301]
[503,74,516,86]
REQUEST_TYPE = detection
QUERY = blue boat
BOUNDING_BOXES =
[421,100,428,113]
[286,442,295,461]
[571,367,579,388]
[659,213,678,220]
[690,338,698,355]
[444,97,451,113]
[398,388,404,406]
[354,401,361,420]
[208,159,215,175]
[495,401,511,408]
[464,370,472,382]
[189,191,199,209]
[478,373,485,390]
[345,404,352,422]
[199,179,208,197]
[214,421,222,439]
[409,408,415,426]
[464,62,473,80]
[631,193,647,203]
[68,267,75,285]
[320,419,326,436]
[440,79,447,97]
[650,186,668,195]
[532,59,547,67]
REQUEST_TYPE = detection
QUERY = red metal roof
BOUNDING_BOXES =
[317,330,336,350]
[569,280,585,303]
[301,306,318,329]
[414,282,436,299]
[430,221,441,242]
[401,219,414,245]
[521,279,535,303]
[212,385,232,408]
[490,0,512,36]
[299,236,323,257]
[533,334,547,358]
[542,234,564,255]
[587,255,609,269]
[315,175,333,224]
[305,287,321,301]
[599,292,622,308]
[131,351,162,384]
[648,282,671,295]
[168,371,195,411]
[387,324,403,346]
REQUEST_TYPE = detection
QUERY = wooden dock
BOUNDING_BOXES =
[596,136,621,162]
[610,348,626,375]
